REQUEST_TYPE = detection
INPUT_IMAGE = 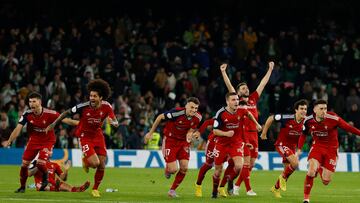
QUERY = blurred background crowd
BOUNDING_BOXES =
[1,0,360,152]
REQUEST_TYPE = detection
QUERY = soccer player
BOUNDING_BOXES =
[260,99,308,198]
[211,92,262,198]
[221,61,274,196]
[144,97,202,198]
[303,99,360,203]
[28,159,90,192]
[45,79,119,198]
[6,92,79,193]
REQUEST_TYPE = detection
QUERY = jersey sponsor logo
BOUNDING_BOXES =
[312,131,328,137]
[226,123,239,129]
[33,127,45,132]
[288,130,301,136]
[87,118,101,124]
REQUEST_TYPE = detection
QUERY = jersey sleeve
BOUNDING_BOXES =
[70,102,88,115]
[18,112,29,126]
[107,105,116,120]
[199,119,214,134]
[338,117,360,136]
[213,112,223,130]
[273,114,283,122]
[163,108,185,121]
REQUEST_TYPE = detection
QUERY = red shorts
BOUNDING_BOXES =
[275,145,296,164]
[243,132,258,158]
[204,137,216,165]
[79,135,107,158]
[214,142,244,165]
[308,146,338,172]
[162,137,190,163]
[23,142,54,161]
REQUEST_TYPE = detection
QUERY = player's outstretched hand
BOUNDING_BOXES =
[268,61,274,71]
[220,64,228,72]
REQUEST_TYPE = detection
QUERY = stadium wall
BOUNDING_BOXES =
[1,148,359,172]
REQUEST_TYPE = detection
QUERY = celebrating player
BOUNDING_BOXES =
[260,99,308,198]
[6,92,79,193]
[45,79,119,198]
[221,61,274,196]
[211,92,262,198]
[303,99,360,203]
[144,97,202,198]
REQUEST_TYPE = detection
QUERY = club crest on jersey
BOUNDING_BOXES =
[238,116,240,120]
[289,125,293,128]
[191,122,193,126]
[179,120,183,124]
[325,125,328,129]
[311,126,315,129]
[43,120,46,124]
[30,120,34,123]
[100,111,103,116]
[224,119,228,122]
[86,112,90,116]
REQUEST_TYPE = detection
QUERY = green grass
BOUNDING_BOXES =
[0,165,359,202]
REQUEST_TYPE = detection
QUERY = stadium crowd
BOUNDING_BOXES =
[0,6,360,152]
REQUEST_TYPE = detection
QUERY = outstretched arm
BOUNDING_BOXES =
[220,64,236,93]
[213,129,234,137]
[338,118,360,136]
[62,118,79,126]
[45,109,72,133]
[246,111,262,132]
[5,124,24,147]
[260,115,274,140]
[256,61,274,96]
[144,114,165,144]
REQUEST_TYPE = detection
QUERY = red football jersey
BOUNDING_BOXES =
[19,108,60,145]
[304,112,360,149]
[163,107,202,141]
[240,92,259,132]
[71,101,116,138]
[34,161,62,184]
[198,118,215,140]
[273,114,305,148]
[213,107,247,145]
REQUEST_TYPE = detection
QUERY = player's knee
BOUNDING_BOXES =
[88,160,100,168]
[322,179,331,185]
[179,167,188,173]
[307,170,316,177]
[291,162,299,169]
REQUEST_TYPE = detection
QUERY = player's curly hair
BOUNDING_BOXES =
[87,79,111,100]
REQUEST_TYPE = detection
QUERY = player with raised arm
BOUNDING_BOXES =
[260,99,308,198]
[45,79,119,198]
[302,99,360,203]
[144,97,202,198]
[211,92,262,198]
[220,61,274,196]
[6,92,78,193]
[28,158,90,192]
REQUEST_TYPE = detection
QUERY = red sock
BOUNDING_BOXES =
[196,163,212,185]
[220,165,233,187]
[92,169,104,190]
[212,174,220,194]
[170,171,186,190]
[304,175,314,199]
[71,187,77,192]
[275,179,280,189]
[282,165,295,179]
[243,165,251,191]
[20,166,28,187]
